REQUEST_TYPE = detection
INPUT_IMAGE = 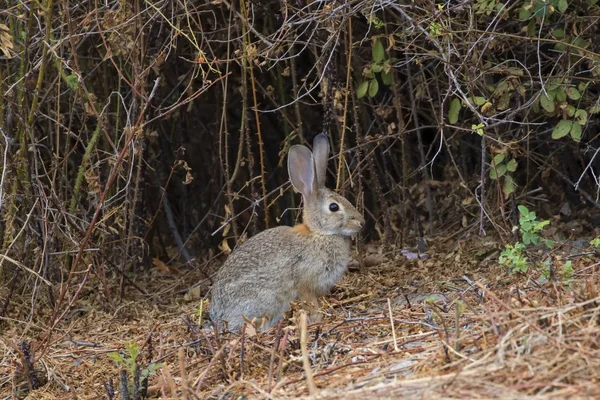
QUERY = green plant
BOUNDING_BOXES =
[473,0,506,15]
[499,242,528,273]
[499,205,554,273]
[541,260,574,284]
[518,205,553,247]
[561,260,574,282]
[490,153,518,198]
[429,22,442,36]
[357,38,393,99]
[108,342,161,396]
[362,10,385,29]
[518,0,570,21]
[590,237,600,248]
[471,123,485,136]
[528,78,591,142]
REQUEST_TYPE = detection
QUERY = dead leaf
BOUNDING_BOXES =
[152,258,171,274]
[364,254,386,267]
[219,238,232,255]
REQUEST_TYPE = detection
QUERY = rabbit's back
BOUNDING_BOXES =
[209,226,302,330]
[209,225,352,330]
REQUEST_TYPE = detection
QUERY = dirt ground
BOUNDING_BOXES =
[3,227,600,399]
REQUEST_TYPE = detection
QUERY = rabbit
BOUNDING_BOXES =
[209,133,364,331]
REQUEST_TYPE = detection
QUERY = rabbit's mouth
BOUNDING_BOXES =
[340,220,363,236]
[321,222,361,236]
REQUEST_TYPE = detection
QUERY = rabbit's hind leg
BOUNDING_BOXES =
[258,303,292,331]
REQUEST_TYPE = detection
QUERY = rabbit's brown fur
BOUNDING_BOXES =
[209,134,364,331]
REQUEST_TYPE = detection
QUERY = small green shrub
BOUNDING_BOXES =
[499,242,528,273]
[541,260,574,285]
[499,205,553,273]
[357,38,393,99]
[499,205,574,284]
[108,342,161,396]
[517,205,553,247]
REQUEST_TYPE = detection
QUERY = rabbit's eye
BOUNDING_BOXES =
[329,203,340,212]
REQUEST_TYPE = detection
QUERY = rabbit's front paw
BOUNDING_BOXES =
[299,292,323,324]
[307,309,323,324]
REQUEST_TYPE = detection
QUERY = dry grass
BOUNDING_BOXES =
[3,235,600,399]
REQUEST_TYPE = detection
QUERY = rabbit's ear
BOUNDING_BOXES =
[288,145,316,199]
[312,133,329,188]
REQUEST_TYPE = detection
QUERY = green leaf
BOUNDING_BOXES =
[368,14,385,29]
[474,96,487,106]
[555,88,567,103]
[372,63,383,73]
[522,231,532,245]
[368,79,379,98]
[108,352,124,364]
[533,0,547,16]
[472,123,485,136]
[429,22,442,36]
[570,122,582,141]
[575,109,588,125]
[519,8,531,19]
[506,158,518,172]
[65,73,79,90]
[526,19,537,37]
[518,205,529,216]
[557,0,568,12]
[492,153,506,166]
[555,42,567,52]
[535,220,550,230]
[552,29,565,39]
[547,80,561,92]
[381,70,392,86]
[573,37,589,49]
[125,342,140,360]
[496,163,507,177]
[448,98,461,124]
[552,120,573,139]
[503,174,516,196]
[540,93,555,113]
[566,87,581,100]
[566,105,576,117]
[522,212,533,222]
[372,39,385,63]
[357,81,369,99]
